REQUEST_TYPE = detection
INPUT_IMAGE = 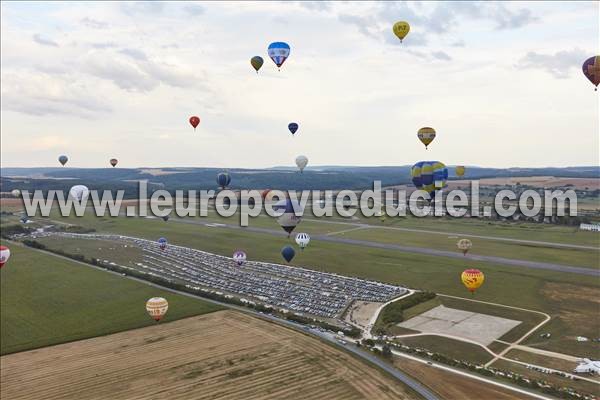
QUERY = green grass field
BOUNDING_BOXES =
[393,335,494,364]
[0,242,223,355]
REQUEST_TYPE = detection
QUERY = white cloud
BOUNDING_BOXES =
[33,33,59,47]
[515,48,587,79]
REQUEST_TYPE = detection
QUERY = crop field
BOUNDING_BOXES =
[0,242,222,355]
[0,311,421,400]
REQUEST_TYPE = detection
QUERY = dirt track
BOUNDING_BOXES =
[0,310,420,400]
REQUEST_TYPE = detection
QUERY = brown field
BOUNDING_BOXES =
[450,176,600,190]
[392,357,535,400]
[0,310,420,400]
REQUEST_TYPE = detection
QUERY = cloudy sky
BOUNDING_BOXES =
[1,1,598,169]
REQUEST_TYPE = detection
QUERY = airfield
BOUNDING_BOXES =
[1,197,599,399]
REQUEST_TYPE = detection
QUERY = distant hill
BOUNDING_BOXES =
[1,166,598,198]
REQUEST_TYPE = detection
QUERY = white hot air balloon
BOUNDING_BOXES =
[0,246,11,268]
[295,233,310,250]
[69,185,90,202]
[233,250,247,266]
[146,297,169,322]
[11,189,21,198]
[295,155,308,173]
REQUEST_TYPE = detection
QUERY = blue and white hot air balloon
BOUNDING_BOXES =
[411,161,448,198]
[268,42,290,70]
[158,237,168,251]
[273,198,302,237]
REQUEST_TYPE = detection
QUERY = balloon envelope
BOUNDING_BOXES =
[216,172,231,189]
[268,42,290,68]
[189,116,200,129]
[455,166,466,177]
[233,250,247,266]
[393,21,410,42]
[273,198,303,236]
[146,297,168,322]
[251,56,264,72]
[110,158,118,167]
[295,232,310,250]
[417,127,436,149]
[295,155,308,173]
[288,122,299,135]
[461,269,484,293]
[281,246,295,263]
[11,189,21,197]
[582,56,600,90]
[69,185,90,201]
[158,237,168,250]
[457,239,472,255]
[411,161,448,197]
[0,245,11,268]
[59,155,68,166]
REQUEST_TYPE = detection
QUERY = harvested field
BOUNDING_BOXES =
[393,357,535,400]
[1,311,420,400]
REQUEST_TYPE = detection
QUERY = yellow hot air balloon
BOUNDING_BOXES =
[457,239,472,255]
[455,165,465,177]
[417,127,436,149]
[461,269,484,294]
[146,297,168,322]
[393,21,410,43]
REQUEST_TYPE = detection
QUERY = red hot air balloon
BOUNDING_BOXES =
[189,116,200,130]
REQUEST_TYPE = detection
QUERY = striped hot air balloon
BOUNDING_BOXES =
[411,161,448,198]
[461,269,484,294]
[146,297,168,322]
[417,127,436,149]
[295,233,310,250]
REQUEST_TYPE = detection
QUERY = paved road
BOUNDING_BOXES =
[12,241,440,400]
[174,218,600,277]
[304,218,599,251]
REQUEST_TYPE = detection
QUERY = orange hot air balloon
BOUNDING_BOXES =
[461,269,484,294]
[189,116,200,130]
[110,158,118,167]
[146,297,168,322]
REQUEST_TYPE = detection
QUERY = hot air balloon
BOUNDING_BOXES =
[273,198,302,237]
[281,246,295,263]
[58,155,68,166]
[455,165,466,177]
[461,269,484,294]
[295,233,310,250]
[146,297,168,322]
[582,56,600,91]
[295,155,308,173]
[189,116,200,130]
[268,42,290,70]
[417,127,436,149]
[392,21,410,42]
[457,239,472,255]
[110,158,118,167]
[216,172,231,189]
[69,185,90,201]
[288,122,299,135]
[233,250,247,266]
[20,215,28,224]
[158,237,167,251]
[0,246,11,268]
[411,161,448,198]
[251,56,264,73]
[11,189,21,198]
